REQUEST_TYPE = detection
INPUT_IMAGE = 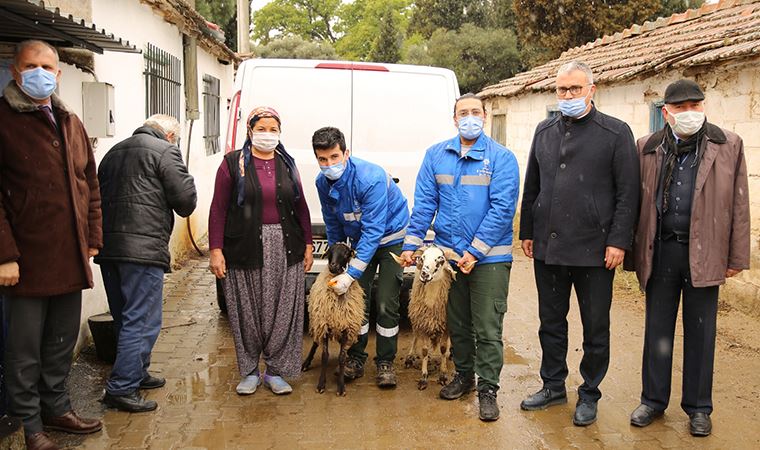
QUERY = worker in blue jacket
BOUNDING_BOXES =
[312,126,409,388]
[399,93,520,422]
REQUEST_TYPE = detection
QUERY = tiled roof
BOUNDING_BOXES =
[479,0,760,99]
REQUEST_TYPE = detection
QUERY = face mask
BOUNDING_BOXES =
[557,90,592,118]
[18,67,57,100]
[250,132,279,152]
[666,109,705,137]
[457,115,483,140]
[320,161,346,180]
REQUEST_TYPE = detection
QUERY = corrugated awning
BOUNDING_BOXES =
[0,0,140,54]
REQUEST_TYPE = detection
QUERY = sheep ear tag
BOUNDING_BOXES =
[328,279,338,287]
[389,252,404,266]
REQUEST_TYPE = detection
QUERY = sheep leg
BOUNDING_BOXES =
[404,334,418,369]
[438,335,450,385]
[418,345,429,390]
[302,341,319,372]
[337,330,349,397]
[317,335,329,394]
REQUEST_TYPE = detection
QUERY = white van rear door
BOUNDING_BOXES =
[239,63,352,225]
[351,68,458,210]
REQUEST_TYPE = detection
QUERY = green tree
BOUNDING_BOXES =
[408,0,490,38]
[368,9,403,63]
[252,0,342,44]
[335,0,412,61]
[195,0,237,50]
[513,0,663,65]
[404,23,521,94]
[254,35,337,59]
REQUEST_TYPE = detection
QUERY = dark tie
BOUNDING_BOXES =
[38,105,57,128]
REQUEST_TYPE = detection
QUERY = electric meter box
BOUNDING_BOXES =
[82,82,115,138]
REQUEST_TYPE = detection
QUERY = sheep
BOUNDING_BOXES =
[302,242,365,396]
[392,245,467,390]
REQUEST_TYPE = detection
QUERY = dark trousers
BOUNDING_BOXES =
[641,239,718,414]
[534,260,615,402]
[0,296,5,416]
[100,263,164,395]
[3,292,81,434]
[349,244,403,364]
[447,262,511,391]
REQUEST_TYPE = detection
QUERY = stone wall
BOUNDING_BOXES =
[484,58,760,316]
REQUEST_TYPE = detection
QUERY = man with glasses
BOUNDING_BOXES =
[399,93,520,421]
[518,61,639,426]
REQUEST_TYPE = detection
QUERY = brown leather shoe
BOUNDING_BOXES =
[42,410,102,434]
[25,431,60,450]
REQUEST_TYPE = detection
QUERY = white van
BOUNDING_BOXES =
[223,59,459,295]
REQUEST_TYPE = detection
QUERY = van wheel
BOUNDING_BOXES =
[216,278,228,315]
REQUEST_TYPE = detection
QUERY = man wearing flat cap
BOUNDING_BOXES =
[625,79,750,436]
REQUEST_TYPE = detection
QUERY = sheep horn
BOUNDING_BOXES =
[389,252,404,266]
[443,249,462,262]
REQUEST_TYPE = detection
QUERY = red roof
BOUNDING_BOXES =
[480,0,760,99]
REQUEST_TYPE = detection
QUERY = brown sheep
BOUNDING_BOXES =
[302,243,365,396]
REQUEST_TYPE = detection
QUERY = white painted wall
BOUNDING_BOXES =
[484,60,760,315]
[21,0,236,348]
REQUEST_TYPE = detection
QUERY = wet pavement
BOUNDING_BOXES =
[55,255,760,449]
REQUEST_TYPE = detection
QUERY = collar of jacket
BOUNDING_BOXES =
[444,132,487,160]
[561,104,597,125]
[133,125,168,141]
[2,80,72,115]
[642,121,726,154]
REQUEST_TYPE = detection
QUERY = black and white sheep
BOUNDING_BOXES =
[302,243,365,396]
[392,245,464,390]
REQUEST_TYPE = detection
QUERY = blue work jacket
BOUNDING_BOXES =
[316,157,409,279]
[402,133,520,265]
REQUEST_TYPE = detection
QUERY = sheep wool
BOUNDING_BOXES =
[408,265,453,337]
[308,271,365,345]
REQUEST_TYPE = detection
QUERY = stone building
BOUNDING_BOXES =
[480,0,760,315]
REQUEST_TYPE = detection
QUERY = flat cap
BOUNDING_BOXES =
[664,79,705,104]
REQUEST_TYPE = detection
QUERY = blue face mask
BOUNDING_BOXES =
[458,115,483,140]
[321,161,346,181]
[18,67,57,100]
[557,93,590,118]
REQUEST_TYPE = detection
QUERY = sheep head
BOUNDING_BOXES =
[325,242,355,276]
[416,246,460,284]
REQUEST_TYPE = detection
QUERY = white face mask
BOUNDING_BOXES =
[666,109,705,137]
[250,132,279,152]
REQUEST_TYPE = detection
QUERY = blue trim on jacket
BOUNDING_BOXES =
[316,157,409,279]
[403,133,520,265]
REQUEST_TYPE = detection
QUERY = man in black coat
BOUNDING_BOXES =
[95,114,197,412]
[518,61,640,426]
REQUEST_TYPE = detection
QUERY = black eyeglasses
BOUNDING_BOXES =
[556,84,591,96]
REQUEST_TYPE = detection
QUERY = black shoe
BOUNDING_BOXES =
[630,403,663,427]
[478,388,500,422]
[573,400,598,426]
[140,374,166,390]
[520,387,568,411]
[439,372,475,400]
[689,412,712,437]
[343,357,365,380]
[103,391,158,413]
[376,361,397,388]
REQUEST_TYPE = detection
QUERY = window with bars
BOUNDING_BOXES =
[144,43,181,120]
[203,74,221,155]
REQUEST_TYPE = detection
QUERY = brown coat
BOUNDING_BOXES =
[0,82,102,297]
[626,122,750,290]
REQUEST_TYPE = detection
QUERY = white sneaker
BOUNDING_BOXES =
[236,373,261,395]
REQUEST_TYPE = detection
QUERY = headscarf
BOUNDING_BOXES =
[236,106,301,206]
